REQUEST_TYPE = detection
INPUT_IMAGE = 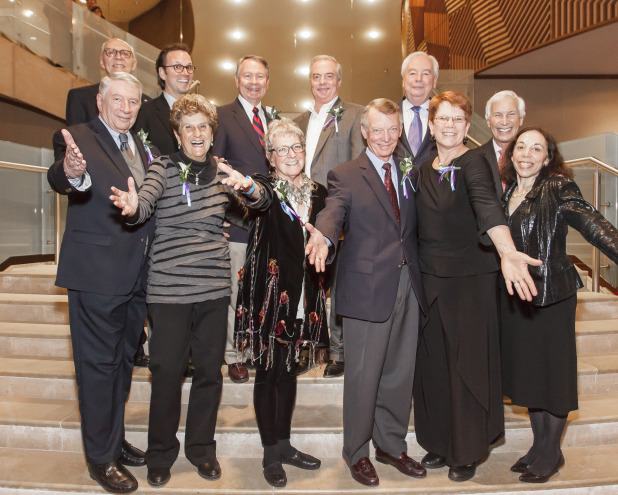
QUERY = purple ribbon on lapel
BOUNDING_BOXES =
[438,165,461,191]
[280,201,301,222]
[183,182,192,207]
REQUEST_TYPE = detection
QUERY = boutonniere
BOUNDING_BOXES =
[438,157,461,191]
[265,106,281,120]
[178,161,193,206]
[137,129,157,164]
[398,154,416,197]
[324,105,344,133]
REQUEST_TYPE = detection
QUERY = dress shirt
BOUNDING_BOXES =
[366,148,399,204]
[492,139,503,162]
[304,96,339,178]
[402,99,430,147]
[162,91,176,109]
[237,95,267,132]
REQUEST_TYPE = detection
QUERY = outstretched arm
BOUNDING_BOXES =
[61,129,87,179]
[305,223,329,273]
[110,177,138,217]
[217,160,261,200]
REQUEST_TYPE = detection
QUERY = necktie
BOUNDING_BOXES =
[408,106,422,156]
[383,163,400,223]
[252,107,265,148]
[498,147,506,192]
[119,133,134,160]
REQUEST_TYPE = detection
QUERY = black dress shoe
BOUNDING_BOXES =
[281,450,321,470]
[263,462,287,487]
[421,452,447,469]
[375,447,426,478]
[510,457,528,473]
[323,360,344,377]
[295,355,311,376]
[133,352,150,367]
[88,461,137,494]
[119,440,146,467]
[147,467,171,487]
[448,462,477,482]
[197,459,221,480]
[519,454,565,483]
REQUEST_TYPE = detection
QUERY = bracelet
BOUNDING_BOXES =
[243,176,256,195]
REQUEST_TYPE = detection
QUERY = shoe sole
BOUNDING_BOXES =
[281,460,321,470]
[147,478,170,488]
[375,456,426,478]
[89,474,137,494]
[198,472,221,481]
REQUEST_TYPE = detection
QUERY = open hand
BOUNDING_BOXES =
[62,129,87,179]
[110,177,138,217]
[305,222,329,273]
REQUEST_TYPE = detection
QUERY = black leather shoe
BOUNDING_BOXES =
[281,450,321,470]
[323,360,344,377]
[133,351,150,367]
[88,461,137,493]
[197,459,221,480]
[448,462,477,482]
[421,452,447,469]
[147,467,171,487]
[375,447,426,478]
[119,440,146,467]
[295,355,311,376]
[519,454,565,483]
[510,457,528,473]
[263,462,287,487]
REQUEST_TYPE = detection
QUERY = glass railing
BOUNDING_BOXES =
[0,0,160,97]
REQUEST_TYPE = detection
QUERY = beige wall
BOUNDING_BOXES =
[474,78,618,143]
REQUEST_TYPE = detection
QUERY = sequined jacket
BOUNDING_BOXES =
[504,176,618,307]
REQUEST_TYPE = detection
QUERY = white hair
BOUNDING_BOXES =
[401,51,439,79]
[485,90,526,120]
[99,72,143,100]
[311,55,342,80]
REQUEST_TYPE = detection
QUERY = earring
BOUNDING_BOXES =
[463,136,468,145]
[430,134,435,142]
[178,142,181,149]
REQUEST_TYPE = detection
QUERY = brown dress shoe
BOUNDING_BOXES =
[88,461,137,493]
[375,447,426,478]
[228,362,249,383]
[349,457,379,486]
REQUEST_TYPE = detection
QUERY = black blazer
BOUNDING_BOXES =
[48,118,155,296]
[212,98,271,243]
[475,139,502,198]
[395,97,437,167]
[133,93,177,156]
[66,83,150,126]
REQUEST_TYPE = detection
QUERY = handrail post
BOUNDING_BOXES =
[55,193,60,265]
[592,166,600,292]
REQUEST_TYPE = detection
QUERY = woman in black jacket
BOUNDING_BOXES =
[501,127,618,483]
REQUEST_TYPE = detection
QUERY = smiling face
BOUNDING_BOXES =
[99,39,136,75]
[428,101,470,151]
[402,54,437,106]
[235,58,269,106]
[487,96,524,148]
[512,130,549,182]
[97,79,141,133]
[361,108,402,162]
[174,112,213,162]
[310,58,341,109]
[159,49,193,99]
[268,132,305,184]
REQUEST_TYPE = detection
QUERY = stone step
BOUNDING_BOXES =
[1,443,617,495]
[0,393,617,459]
[575,291,618,320]
[0,294,68,325]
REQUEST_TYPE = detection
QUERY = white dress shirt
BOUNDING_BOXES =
[304,96,339,178]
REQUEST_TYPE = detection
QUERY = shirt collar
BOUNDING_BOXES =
[162,91,177,109]
[310,96,339,116]
[238,94,262,113]
[405,98,430,112]
[98,116,133,148]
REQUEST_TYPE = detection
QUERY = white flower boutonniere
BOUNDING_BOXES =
[265,106,281,121]
[398,155,416,197]
[137,129,157,164]
[324,105,344,133]
[178,161,193,207]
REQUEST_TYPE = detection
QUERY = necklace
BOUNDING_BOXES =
[194,167,207,185]
[512,185,532,198]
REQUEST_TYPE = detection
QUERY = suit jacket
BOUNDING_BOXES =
[395,97,437,167]
[133,93,177,156]
[316,151,426,322]
[48,118,155,296]
[212,98,271,243]
[66,83,150,126]
[294,98,365,187]
[476,139,502,198]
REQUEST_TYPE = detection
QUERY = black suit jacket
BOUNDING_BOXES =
[66,83,150,126]
[48,118,155,295]
[212,98,271,243]
[133,93,177,156]
[395,97,437,167]
[475,139,502,198]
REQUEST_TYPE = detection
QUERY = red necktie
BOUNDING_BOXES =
[383,163,400,223]
[252,107,265,148]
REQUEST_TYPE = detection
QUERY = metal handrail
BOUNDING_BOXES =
[565,156,617,292]
[0,161,48,172]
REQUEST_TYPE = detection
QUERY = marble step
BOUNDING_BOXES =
[1,443,617,495]
[0,294,68,325]
[1,394,617,459]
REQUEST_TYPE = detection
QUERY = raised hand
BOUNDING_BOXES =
[62,129,87,179]
[110,177,138,217]
[305,222,329,273]
[501,250,543,301]
[218,160,254,192]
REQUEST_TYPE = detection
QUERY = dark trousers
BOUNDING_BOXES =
[146,297,227,469]
[253,338,298,446]
[67,262,147,465]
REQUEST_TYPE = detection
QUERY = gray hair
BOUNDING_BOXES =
[264,118,305,152]
[401,51,439,79]
[100,38,135,58]
[99,73,143,100]
[484,90,526,120]
[360,98,403,129]
[235,55,269,79]
[310,55,342,80]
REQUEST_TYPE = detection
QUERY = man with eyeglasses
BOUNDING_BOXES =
[305,98,427,487]
[212,55,272,383]
[134,43,195,155]
[396,51,439,168]
[293,55,365,378]
[66,38,150,126]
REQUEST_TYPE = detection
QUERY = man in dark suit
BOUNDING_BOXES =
[396,52,439,167]
[65,38,149,126]
[477,90,526,197]
[133,43,194,155]
[305,99,427,487]
[294,55,365,378]
[212,55,271,383]
[48,73,155,494]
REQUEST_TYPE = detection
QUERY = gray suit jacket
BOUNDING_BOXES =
[294,98,365,188]
[476,139,503,198]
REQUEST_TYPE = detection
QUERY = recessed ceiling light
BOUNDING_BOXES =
[297,66,310,76]
[29,36,37,41]
[230,30,244,40]
[298,30,313,39]
[23,10,34,17]
[221,61,235,71]
[367,30,381,39]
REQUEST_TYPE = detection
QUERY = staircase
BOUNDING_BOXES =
[0,264,617,494]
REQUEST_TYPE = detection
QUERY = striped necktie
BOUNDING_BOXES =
[252,107,265,148]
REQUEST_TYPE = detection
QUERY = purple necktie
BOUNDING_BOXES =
[408,106,422,156]
[383,163,400,223]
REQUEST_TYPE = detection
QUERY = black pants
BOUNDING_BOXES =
[146,297,227,469]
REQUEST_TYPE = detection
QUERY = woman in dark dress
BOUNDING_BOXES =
[413,91,541,482]
[500,127,618,483]
[220,118,329,488]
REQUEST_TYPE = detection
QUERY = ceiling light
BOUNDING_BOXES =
[367,30,381,39]
[23,10,34,17]
[221,61,235,71]
[230,30,244,40]
[298,30,312,39]
[297,66,310,76]
[29,36,37,41]
[302,100,312,109]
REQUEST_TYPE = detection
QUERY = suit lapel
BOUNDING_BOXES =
[155,94,172,139]
[233,98,265,155]
[312,97,341,166]
[360,154,400,227]
[90,118,133,179]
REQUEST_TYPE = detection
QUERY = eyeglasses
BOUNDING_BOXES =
[269,143,305,157]
[103,48,133,59]
[434,115,467,125]
[162,64,196,74]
